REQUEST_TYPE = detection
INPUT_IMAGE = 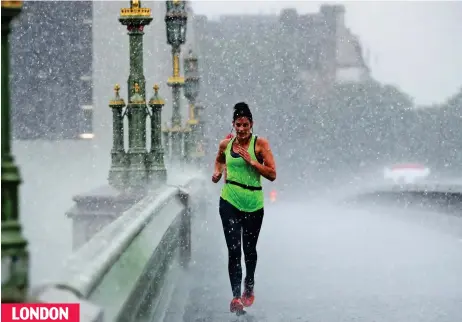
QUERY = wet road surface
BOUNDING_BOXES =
[164,198,462,322]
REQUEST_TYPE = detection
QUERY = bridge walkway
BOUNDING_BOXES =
[162,198,462,322]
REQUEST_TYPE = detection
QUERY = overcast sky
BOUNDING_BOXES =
[191,1,462,106]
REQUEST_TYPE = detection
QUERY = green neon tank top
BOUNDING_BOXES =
[220,135,264,212]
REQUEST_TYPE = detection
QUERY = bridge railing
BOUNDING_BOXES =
[347,181,462,214]
[31,175,205,322]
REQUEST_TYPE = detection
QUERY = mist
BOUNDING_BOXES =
[6,1,462,321]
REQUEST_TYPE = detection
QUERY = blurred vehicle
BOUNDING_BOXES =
[383,163,430,184]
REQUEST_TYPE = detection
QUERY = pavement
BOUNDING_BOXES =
[163,197,462,322]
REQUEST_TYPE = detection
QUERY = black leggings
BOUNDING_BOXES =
[219,198,264,298]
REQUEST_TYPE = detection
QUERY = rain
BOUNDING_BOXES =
[4,1,462,321]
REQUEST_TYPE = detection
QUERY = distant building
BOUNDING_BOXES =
[192,4,371,94]
[10,1,93,140]
[282,4,371,86]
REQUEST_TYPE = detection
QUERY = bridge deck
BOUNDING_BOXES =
[164,199,462,322]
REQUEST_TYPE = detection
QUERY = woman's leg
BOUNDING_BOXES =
[242,208,264,292]
[219,198,243,298]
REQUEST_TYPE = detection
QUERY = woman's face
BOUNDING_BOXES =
[233,116,253,141]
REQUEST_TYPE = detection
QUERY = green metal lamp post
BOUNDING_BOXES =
[108,84,127,189]
[1,0,29,303]
[119,0,153,188]
[165,0,188,165]
[194,101,206,168]
[183,48,200,164]
[147,84,167,182]
[181,126,192,165]
[67,1,167,250]
[162,122,170,164]
[195,102,205,129]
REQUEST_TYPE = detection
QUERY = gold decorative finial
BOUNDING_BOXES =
[149,83,165,106]
[173,0,180,5]
[130,82,145,104]
[120,0,151,17]
[109,84,125,108]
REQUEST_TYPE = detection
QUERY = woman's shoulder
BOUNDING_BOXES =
[253,136,272,154]
[254,135,269,146]
[219,137,233,149]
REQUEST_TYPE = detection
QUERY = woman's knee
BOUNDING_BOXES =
[228,243,241,259]
[243,245,257,258]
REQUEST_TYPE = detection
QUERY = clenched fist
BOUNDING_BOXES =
[212,172,222,183]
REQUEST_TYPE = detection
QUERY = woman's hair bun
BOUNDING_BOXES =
[233,102,253,122]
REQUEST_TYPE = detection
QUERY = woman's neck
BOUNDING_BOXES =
[236,135,251,145]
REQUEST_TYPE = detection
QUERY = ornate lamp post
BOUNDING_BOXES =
[165,0,188,165]
[183,48,200,163]
[1,0,29,303]
[108,84,126,189]
[147,84,167,182]
[162,122,170,165]
[195,102,205,127]
[67,1,167,250]
[194,101,206,168]
[119,0,152,188]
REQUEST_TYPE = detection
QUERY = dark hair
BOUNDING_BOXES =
[233,102,253,122]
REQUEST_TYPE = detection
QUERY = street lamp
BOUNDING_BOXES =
[1,0,29,303]
[165,0,187,47]
[147,84,167,182]
[108,84,126,189]
[183,48,200,163]
[193,101,206,168]
[118,0,153,188]
[165,0,188,165]
[184,48,199,119]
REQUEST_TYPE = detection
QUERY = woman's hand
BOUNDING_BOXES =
[236,145,252,164]
[213,139,230,183]
[212,172,222,183]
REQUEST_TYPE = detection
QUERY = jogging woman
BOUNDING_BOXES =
[212,102,277,314]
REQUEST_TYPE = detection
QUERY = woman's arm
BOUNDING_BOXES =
[236,137,276,181]
[251,138,276,181]
[212,139,230,183]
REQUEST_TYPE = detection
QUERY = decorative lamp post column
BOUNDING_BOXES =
[194,102,207,158]
[108,84,127,189]
[66,1,166,249]
[195,102,205,129]
[194,101,206,168]
[1,0,29,303]
[119,0,153,188]
[182,126,192,165]
[147,84,167,183]
[162,122,170,165]
[183,49,200,164]
[165,0,188,165]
